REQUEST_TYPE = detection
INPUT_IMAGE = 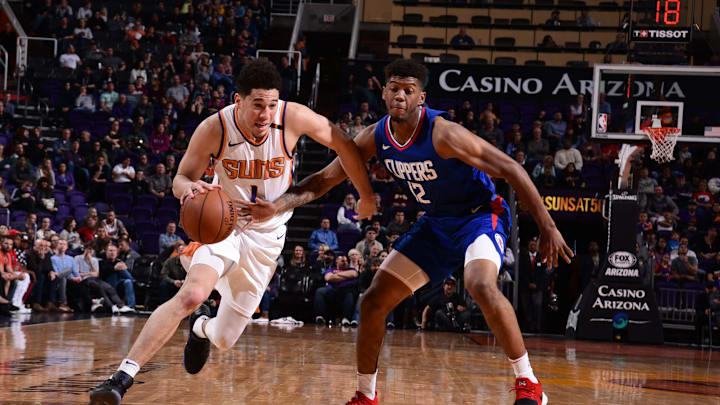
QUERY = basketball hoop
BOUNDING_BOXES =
[642,127,681,164]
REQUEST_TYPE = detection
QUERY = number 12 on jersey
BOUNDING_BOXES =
[408,181,431,204]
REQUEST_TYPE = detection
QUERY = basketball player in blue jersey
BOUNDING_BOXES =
[241,59,574,404]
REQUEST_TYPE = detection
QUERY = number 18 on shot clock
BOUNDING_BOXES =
[630,0,694,43]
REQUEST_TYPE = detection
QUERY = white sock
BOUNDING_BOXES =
[118,358,140,378]
[192,315,210,338]
[509,352,538,383]
[358,370,377,400]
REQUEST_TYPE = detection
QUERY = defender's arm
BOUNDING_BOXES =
[239,125,378,222]
[433,117,573,268]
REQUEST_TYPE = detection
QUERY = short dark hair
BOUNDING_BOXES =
[235,59,282,96]
[384,59,427,89]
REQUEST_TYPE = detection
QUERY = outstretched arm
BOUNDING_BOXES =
[433,117,574,268]
[238,125,378,221]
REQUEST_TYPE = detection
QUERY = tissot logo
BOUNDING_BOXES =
[608,251,637,269]
[632,29,689,39]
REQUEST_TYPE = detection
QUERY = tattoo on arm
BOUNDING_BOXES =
[275,168,343,212]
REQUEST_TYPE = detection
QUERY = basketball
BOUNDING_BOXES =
[180,188,237,244]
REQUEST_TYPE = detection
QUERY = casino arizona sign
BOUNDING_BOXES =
[433,68,686,99]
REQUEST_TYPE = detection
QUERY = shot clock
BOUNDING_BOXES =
[629,0,694,43]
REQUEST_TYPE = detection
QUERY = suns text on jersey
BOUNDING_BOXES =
[221,157,286,180]
[383,159,438,182]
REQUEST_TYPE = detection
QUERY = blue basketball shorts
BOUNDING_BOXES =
[392,209,510,285]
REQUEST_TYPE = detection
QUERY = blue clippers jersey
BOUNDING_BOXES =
[374,107,506,217]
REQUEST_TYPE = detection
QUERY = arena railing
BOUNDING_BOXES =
[656,287,702,330]
[15,36,57,76]
[0,45,8,90]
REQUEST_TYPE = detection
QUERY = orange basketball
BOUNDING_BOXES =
[180,188,237,244]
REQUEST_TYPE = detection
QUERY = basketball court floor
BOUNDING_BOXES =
[0,314,718,404]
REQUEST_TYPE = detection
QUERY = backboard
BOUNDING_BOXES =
[590,64,720,144]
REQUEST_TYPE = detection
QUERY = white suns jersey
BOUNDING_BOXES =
[212,101,294,231]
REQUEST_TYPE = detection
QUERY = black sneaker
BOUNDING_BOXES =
[88,370,134,405]
[183,304,211,374]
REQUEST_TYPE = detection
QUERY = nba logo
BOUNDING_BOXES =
[597,113,608,133]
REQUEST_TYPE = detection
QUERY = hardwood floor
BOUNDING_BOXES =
[0,315,718,404]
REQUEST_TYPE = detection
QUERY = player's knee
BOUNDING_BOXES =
[465,276,498,301]
[176,287,207,313]
[212,322,247,351]
[360,287,392,315]
[213,335,235,351]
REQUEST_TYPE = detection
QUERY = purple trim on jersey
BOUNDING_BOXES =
[212,111,225,159]
[281,100,292,158]
[233,104,270,146]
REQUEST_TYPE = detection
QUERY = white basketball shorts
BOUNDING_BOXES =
[200,225,286,318]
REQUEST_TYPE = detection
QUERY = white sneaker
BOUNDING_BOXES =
[11,306,32,314]
[341,318,351,327]
[315,316,326,325]
[111,305,120,314]
[118,305,135,313]
[91,303,103,312]
[252,317,270,323]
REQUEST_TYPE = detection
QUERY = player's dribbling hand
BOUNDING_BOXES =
[538,226,574,269]
[235,197,277,227]
[180,180,221,205]
[356,196,376,220]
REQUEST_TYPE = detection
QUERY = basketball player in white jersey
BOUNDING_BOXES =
[89,60,375,405]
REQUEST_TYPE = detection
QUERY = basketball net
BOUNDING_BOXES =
[642,115,680,164]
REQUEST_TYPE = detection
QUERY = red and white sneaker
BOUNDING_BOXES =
[345,391,378,405]
[512,378,548,405]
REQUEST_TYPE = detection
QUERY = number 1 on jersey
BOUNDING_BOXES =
[408,181,431,204]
